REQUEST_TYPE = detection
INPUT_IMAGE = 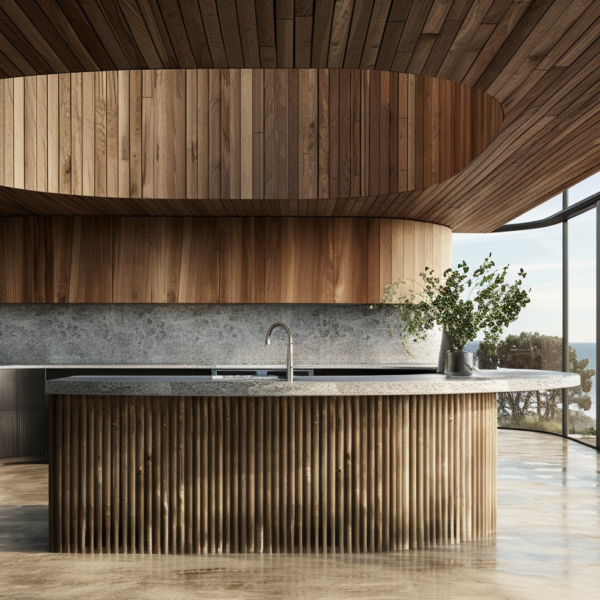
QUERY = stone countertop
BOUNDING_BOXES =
[45,369,580,397]
[0,364,435,370]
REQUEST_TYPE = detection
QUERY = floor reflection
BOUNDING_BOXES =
[0,431,599,599]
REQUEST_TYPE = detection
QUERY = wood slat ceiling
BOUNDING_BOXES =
[0,0,598,231]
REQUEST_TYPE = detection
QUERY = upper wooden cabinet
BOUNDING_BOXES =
[0,69,501,208]
[0,216,451,304]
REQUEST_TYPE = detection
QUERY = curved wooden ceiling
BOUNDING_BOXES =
[0,0,598,231]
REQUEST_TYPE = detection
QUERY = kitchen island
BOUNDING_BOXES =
[46,369,579,555]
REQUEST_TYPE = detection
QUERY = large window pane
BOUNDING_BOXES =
[507,194,562,225]
[567,210,596,447]
[453,222,564,433]
[568,171,600,205]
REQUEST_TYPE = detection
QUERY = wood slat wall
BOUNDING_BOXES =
[49,392,497,554]
[0,216,451,304]
[0,69,501,205]
[0,1,597,231]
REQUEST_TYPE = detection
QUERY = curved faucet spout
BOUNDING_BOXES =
[265,322,294,382]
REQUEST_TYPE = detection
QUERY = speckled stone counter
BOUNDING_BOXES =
[45,369,580,397]
[47,369,578,556]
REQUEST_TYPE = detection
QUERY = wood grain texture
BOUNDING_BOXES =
[49,392,497,553]
[0,2,598,230]
[0,69,501,211]
[0,216,451,304]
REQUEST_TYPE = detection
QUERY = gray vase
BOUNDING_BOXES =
[444,350,475,377]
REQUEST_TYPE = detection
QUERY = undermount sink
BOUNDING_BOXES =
[211,373,282,380]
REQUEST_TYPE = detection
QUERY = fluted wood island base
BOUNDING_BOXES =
[49,393,497,554]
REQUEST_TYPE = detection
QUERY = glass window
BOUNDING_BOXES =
[568,171,600,205]
[567,211,596,447]
[453,222,564,433]
[507,194,562,225]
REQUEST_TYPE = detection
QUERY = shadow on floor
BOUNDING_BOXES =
[0,505,48,553]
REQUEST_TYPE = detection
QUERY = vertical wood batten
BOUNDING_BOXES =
[0,70,501,204]
[49,393,496,554]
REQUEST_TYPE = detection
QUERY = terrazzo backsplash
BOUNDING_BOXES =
[0,304,442,367]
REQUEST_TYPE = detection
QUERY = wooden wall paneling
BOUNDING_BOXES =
[0,218,31,302]
[129,70,142,198]
[13,77,24,190]
[208,69,221,201]
[431,77,439,186]
[0,82,3,188]
[379,70,390,195]
[24,76,37,191]
[414,221,433,279]
[264,215,281,302]
[4,76,14,188]
[397,72,407,192]
[67,218,113,303]
[401,219,415,281]
[118,71,130,199]
[360,69,370,197]
[151,217,183,303]
[281,217,333,302]
[220,69,232,201]
[350,69,361,198]
[178,217,220,302]
[388,218,404,285]
[81,72,95,197]
[113,217,152,302]
[319,69,329,200]
[155,70,186,200]
[369,69,380,196]
[94,71,106,197]
[219,217,263,302]
[423,77,432,188]
[106,71,118,198]
[432,222,443,279]
[367,218,381,303]
[0,2,599,230]
[333,218,369,303]
[0,69,502,223]
[50,216,73,303]
[285,68,297,211]
[241,69,253,199]
[58,74,70,195]
[275,68,288,201]
[414,75,424,190]
[407,74,415,190]
[329,68,339,200]
[198,70,209,200]
[141,70,154,199]
[338,68,350,198]
[71,73,83,196]
[264,69,275,199]
[252,68,265,201]
[186,69,198,199]
[0,216,451,303]
[389,71,398,193]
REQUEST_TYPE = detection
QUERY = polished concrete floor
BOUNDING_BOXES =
[1,430,599,600]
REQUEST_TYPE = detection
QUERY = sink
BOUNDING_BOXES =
[211,374,282,380]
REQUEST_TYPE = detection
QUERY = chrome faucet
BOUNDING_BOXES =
[265,322,293,382]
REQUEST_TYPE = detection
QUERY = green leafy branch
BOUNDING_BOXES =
[371,254,531,352]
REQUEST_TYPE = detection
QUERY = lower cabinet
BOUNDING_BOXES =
[0,370,47,461]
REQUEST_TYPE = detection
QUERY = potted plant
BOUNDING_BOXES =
[373,254,530,376]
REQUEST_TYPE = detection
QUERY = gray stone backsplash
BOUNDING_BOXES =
[0,304,442,367]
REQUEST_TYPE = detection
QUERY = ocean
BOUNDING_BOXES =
[465,341,597,419]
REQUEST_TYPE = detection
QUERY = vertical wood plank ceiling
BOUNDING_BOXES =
[0,1,597,231]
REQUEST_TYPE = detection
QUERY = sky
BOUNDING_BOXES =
[452,172,599,343]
